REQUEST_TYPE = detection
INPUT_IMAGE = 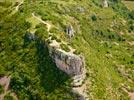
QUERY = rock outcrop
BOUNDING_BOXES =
[102,0,109,8]
[66,25,75,38]
[48,40,87,99]
[48,40,86,86]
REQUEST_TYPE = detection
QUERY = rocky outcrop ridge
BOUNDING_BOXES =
[66,25,75,38]
[48,40,87,99]
[32,13,87,99]
[48,40,86,86]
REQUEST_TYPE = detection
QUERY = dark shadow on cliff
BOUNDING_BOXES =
[35,39,71,93]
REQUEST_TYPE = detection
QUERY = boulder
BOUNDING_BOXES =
[66,25,75,38]
[102,0,109,8]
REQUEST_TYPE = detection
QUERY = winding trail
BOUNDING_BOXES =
[31,13,88,99]
[15,0,24,12]
[10,0,24,15]
[32,13,51,33]
[122,87,134,100]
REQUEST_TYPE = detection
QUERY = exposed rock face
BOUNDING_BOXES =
[102,0,108,8]
[66,25,75,38]
[48,40,87,99]
[48,40,86,87]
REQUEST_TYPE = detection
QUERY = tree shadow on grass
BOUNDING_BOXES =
[35,39,71,93]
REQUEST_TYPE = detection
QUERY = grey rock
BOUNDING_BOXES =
[48,45,86,86]
[48,40,87,99]
[25,32,36,40]
[102,0,108,8]
[66,25,75,38]
[76,6,85,13]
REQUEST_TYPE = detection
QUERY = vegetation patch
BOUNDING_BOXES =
[0,84,4,94]
[60,43,70,52]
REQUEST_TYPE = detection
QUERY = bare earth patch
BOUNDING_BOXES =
[0,76,18,100]
[122,86,134,100]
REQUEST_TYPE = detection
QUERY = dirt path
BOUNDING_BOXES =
[122,87,134,100]
[15,0,24,12]
[10,0,24,15]
[32,13,52,33]
[32,13,88,99]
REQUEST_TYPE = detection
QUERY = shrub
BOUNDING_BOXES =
[4,93,15,100]
[91,15,97,21]
[129,10,134,20]
[74,50,81,55]
[49,28,59,34]
[56,38,61,42]
[0,85,4,94]
[128,20,134,32]
[51,35,57,40]
[35,28,48,39]
[0,1,12,8]
[92,0,101,7]
[24,21,31,29]
[130,61,134,64]
[60,44,70,52]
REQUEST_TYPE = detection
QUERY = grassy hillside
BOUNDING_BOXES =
[0,0,134,100]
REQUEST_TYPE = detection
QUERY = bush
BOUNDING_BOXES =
[35,28,48,39]
[49,28,59,34]
[74,50,81,55]
[60,44,70,52]
[129,10,134,20]
[0,1,12,8]
[128,20,134,32]
[110,0,121,3]
[51,35,61,42]
[51,35,57,40]
[91,15,97,21]
[56,38,61,42]
[0,85,4,94]
[112,3,130,19]
[92,0,101,7]
[24,21,31,29]
[4,93,15,100]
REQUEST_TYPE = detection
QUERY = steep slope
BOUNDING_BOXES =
[0,0,134,100]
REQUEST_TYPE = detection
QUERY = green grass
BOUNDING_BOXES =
[0,85,4,94]
[26,16,41,33]
[4,93,15,100]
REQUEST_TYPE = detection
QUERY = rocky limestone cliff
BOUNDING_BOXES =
[48,40,86,87]
[48,40,87,99]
